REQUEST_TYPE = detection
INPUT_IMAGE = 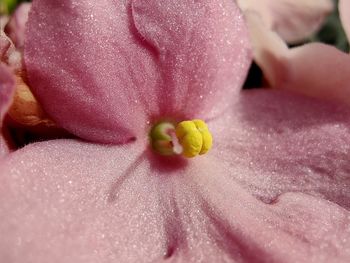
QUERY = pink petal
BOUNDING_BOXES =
[131,0,251,118]
[0,63,15,156]
[339,0,350,43]
[1,136,350,262]
[281,43,350,103]
[0,18,22,71]
[25,0,251,144]
[245,11,288,87]
[239,0,333,43]
[0,63,14,121]
[0,136,8,156]
[277,43,350,104]
[210,90,350,209]
[5,3,31,50]
[194,163,350,262]
[0,140,167,262]
[0,139,234,262]
[247,12,350,105]
[0,16,12,61]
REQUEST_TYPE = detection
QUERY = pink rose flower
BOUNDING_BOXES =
[1,1,350,262]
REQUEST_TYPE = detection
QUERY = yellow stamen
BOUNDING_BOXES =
[150,119,213,158]
[192,119,213,155]
[175,119,213,158]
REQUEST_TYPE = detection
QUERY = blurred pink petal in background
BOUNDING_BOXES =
[5,2,31,50]
[339,0,350,42]
[246,1,350,106]
[238,0,333,43]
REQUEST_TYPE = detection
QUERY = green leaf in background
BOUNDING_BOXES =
[311,0,349,52]
[0,0,18,15]
[0,0,30,15]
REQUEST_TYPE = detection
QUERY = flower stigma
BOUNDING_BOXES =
[150,119,213,158]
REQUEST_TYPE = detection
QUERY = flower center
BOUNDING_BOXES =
[150,119,213,158]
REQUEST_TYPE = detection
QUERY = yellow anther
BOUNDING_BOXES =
[175,119,213,158]
[192,119,213,155]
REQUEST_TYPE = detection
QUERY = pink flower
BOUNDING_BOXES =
[237,0,333,43]
[1,0,350,262]
[247,0,350,107]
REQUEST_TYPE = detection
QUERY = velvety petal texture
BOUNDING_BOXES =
[0,136,8,156]
[0,63,15,156]
[5,2,31,50]
[238,0,333,43]
[1,91,350,262]
[211,90,350,209]
[246,12,350,105]
[25,0,251,144]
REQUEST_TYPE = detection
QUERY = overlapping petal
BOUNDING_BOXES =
[25,0,251,144]
[5,2,31,50]
[0,63,15,156]
[0,17,21,71]
[1,91,350,262]
[0,16,13,61]
[238,0,333,43]
[246,12,350,105]
[193,160,350,262]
